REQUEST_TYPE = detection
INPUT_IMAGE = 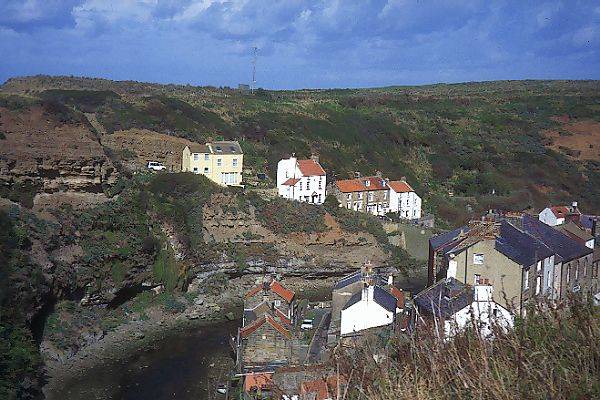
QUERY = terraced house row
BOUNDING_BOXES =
[428,205,599,313]
[276,155,422,219]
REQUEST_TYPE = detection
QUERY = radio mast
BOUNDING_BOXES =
[251,46,258,94]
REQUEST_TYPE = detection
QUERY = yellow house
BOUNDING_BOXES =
[182,141,243,186]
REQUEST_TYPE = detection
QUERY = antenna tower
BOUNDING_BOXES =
[251,46,258,93]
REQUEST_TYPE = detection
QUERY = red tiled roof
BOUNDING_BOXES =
[550,206,570,218]
[298,159,326,176]
[245,285,263,299]
[265,314,292,339]
[282,177,301,186]
[388,180,414,193]
[245,279,295,303]
[240,316,266,338]
[275,308,291,326]
[244,372,273,392]
[300,376,343,400]
[389,286,405,308]
[270,280,295,303]
[335,176,387,193]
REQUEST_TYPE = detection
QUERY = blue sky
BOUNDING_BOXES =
[1,1,599,89]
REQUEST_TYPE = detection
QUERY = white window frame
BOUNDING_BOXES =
[232,158,238,167]
[535,276,541,295]
[204,167,209,174]
[368,192,374,202]
[523,270,529,290]
[204,154,209,161]
[536,261,542,272]
[474,274,481,285]
[473,253,484,265]
[193,153,199,161]
[217,158,222,167]
[347,193,352,201]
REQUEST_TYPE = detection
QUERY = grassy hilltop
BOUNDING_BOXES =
[2,76,600,225]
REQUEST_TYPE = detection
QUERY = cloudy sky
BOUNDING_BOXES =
[1,1,599,89]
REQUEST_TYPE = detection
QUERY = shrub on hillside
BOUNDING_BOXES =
[249,194,328,234]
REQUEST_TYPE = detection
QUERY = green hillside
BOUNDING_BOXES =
[2,76,600,225]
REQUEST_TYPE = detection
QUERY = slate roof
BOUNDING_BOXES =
[187,143,210,153]
[341,286,397,313]
[429,225,469,251]
[558,221,594,243]
[388,180,414,193]
[210,141,243,154]
[373,286,398,313]
[297,159,326,176]
[333,271,362,290]
[414,277,473,319]
[333,270,385,290]
[494,221,554,267]
[580,214,599,231]
[521,214,592,262]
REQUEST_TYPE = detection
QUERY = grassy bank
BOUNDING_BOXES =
[337,299,600,399]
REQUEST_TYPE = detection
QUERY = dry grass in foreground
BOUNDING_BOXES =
[335,299,600,400]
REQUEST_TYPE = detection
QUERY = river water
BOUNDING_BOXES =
[48,320,240,400]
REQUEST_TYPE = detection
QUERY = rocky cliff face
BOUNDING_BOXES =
[0,104,117,208]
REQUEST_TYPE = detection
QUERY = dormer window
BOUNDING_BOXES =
[216,146,222,152]
[365,180,370,187]
[230,146,236,152]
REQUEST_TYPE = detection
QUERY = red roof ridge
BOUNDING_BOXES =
[283,177,301,186]
[297,159,326,176]
[245,285,263,299]
[265,314,292,339]
[275,308,292,326]
[270,280,295,303]
[240,315,266,338]
[388,180,414,193]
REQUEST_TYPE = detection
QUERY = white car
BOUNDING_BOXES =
[300,319,314,330]
[147,161,166,171]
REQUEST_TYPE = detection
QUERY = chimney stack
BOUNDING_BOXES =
[572,201,578,210]
[375,171,382,178]
[401,176,407,182]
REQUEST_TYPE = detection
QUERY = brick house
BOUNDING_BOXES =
[329,175,390,216]
[244,277,297,325]
[237,313,293,370]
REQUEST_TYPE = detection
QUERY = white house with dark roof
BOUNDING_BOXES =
[277,155,326,204]
[539,203,580,226]
[388,178,422,220]
[412,278,513,340]
[340,285,397,336]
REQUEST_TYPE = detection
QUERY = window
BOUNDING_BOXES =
[347,193,352,201]
[536,261,542,272]
[217,158,222,166]
[193,167,198,173]
[299,182,303,191]
[535,276,541,295]
[306,179,310,190]
[473,253,484,265]
[216,146,222,153]
[318,194,322,203]
[566,265,571,283]
[193,154,199,161]
[274,300,281,307]
[523,270,529,290]
[474,274,481,285]
[220,172,237,185]
[204,167,209,174]
[365,180,370,187]
[318,178,322,190]
[358,192,363,200]
[575,264,579,281]
[204,154,209,161]
[368,192,374,202]
[232,158,238,167]
[546,270,552,288]
[383,191,387,200]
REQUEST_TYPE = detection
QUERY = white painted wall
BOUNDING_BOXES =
[539,208,563,226]
[444,285,514,339]
[277,157,326,204]
[389,189,422,219]
[340,287,395,335]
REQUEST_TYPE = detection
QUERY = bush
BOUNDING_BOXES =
[249,195,328,234]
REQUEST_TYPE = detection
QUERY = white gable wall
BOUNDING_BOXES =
[340,289,395,335]
[277,157,326,204]
[389,189,422,219]
[539,208,563,226]
[444,286,514,339]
